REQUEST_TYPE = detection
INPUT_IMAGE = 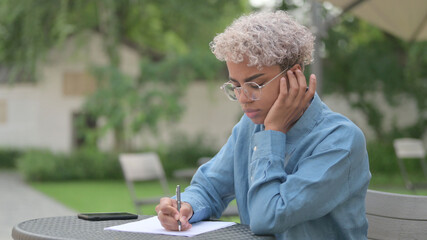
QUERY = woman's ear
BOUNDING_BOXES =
[290,64,302,72]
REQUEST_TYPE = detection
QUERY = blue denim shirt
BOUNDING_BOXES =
[180,93,371,239]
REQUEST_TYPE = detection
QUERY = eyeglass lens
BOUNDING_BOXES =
[224,82,261,101]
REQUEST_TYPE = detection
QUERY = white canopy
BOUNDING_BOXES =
[318,0,427,42]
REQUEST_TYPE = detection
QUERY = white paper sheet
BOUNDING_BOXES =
[104,216,236,237]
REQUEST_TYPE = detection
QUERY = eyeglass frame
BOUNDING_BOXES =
[220,68,287,101]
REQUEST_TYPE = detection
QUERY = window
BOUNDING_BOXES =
[63,71,97,97]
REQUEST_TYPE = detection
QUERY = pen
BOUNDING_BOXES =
[176,185,182,231]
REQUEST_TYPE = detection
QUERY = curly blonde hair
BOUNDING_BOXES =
[210,10,315,70]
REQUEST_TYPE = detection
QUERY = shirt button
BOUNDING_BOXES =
[253,146,257,151]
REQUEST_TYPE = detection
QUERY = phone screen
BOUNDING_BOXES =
[78,212,138,221]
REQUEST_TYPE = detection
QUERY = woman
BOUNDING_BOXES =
[156,10,371,239]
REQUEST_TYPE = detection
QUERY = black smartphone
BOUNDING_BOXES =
[77,212,138,221]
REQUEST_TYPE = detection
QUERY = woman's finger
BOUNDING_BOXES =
[294,69,308,97]
[303,74,316,104]
[286,70,299,99]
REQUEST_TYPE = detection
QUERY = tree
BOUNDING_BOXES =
[323,16,427,140]
[0,0,249,151]
[271,1,427,141]
[0,0,248,79]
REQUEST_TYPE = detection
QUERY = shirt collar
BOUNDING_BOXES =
[285,92,322,142]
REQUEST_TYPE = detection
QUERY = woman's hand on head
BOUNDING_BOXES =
[155,197,193,231]
[264,69,316,134]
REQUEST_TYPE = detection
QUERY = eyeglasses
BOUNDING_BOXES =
[220,69,287,101]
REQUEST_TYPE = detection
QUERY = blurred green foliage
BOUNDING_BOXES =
[0,148,22,168]
[367,139,427,187]
[14,137,426,183]
[0,0,249,151]
[77,51,226,151]
[157,133,218,177]
[367,140,402,175]
[14,133,218,180]
[75,65,186,151]
[2,0,425,180]
[323,16,427,140]
[0,0,248,82]
[16,148,122,181]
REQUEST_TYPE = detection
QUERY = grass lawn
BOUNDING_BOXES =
[31,179,241,223]
[30,172,427,225]
[369,173,427,195]
[31,179,191,215]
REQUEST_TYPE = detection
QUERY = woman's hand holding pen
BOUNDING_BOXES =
[156,197,193,231]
